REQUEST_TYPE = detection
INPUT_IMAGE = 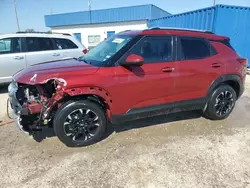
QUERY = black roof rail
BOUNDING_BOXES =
[147,27,214,34]
[118,30,132,33]
[52,32,72,36]
[16,31,72,36]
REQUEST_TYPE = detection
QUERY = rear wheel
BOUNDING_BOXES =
[53,100,107,147]
[204,84,237,120]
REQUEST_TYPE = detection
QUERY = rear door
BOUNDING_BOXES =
[114,35,177,113]
[53,38,84,59]
[174,36,225,101]
[24,37,62,66]
[0,37,26,83]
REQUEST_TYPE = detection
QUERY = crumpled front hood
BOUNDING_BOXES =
[13,59,99,85]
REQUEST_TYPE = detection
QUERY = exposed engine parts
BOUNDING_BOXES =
[8,75,113,144]
[9,78,67,135]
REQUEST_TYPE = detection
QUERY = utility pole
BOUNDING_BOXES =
[88,0,92,11]
[13,0,20,32]
[50,8,53,15]
[88,0,92,23]
[213,0,216,6]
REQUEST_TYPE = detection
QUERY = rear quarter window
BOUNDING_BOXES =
[53,38,78,49]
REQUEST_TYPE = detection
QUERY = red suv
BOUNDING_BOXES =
[8,28,247,147]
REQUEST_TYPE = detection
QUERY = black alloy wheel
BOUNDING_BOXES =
[204,84,237,120]
[54,100,107,147]
[214,90,234,116]
[64,108,101,142]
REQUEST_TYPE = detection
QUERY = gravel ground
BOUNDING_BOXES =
[0,77,250,188]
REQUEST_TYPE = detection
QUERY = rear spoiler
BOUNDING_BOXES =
[210,38,235,51]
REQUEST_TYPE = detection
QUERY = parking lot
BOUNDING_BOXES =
[0,76,249,188]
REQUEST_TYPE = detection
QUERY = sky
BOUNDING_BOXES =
[0,0,250,34]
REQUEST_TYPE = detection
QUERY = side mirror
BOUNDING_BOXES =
[121,54,144,66]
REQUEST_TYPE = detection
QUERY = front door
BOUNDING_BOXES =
[114,35,177,114]
[0,37,26,83]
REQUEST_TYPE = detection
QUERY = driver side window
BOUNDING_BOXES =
[125,36,173,64]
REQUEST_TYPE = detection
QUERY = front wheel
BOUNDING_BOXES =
[204,84,237,120]
[53,100,107,147]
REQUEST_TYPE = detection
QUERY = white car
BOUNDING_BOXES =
[0,32,87,84]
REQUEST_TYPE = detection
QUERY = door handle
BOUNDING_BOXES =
[211,63,221,68]
[14,56,24,60]
[52,53,60,57]
[162,67,175,72]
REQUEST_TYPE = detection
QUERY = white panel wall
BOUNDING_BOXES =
[51,20,147,48]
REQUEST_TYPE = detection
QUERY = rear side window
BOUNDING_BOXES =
[53,38,78,49]
[179,37,214,60]
[26,37,54,52]
[0,38,21,54]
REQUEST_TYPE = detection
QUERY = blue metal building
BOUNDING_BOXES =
[45,4,171,27]
[45,4,171,49]
[148,4,250,66]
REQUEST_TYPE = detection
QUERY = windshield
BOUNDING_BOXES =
[79,35,133,66]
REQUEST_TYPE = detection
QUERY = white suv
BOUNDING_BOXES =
[0,32,87,84]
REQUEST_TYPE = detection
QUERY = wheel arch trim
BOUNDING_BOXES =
[207,74,244,99]
[64,87,113,112]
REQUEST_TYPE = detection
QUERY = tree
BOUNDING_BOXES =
[25,29,35,33]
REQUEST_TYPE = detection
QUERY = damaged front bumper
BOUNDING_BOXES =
[8,80,64,134]
[8,81,29,134]
[8,81,33,115]
[12,113,29,134]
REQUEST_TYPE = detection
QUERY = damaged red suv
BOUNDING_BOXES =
[8,28,247,147]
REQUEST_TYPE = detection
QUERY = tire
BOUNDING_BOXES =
[204,84,237,120]
[53,100,107,147]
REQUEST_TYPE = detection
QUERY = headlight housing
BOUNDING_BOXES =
[8,81,18,95]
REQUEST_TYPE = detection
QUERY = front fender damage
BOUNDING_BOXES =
[64,86,113,119]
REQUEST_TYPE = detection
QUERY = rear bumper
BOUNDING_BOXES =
[239,73,246,98]
[239,84,245,98]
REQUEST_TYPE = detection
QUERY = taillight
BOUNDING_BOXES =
[83,49,88,54]
[238,58,248,66]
